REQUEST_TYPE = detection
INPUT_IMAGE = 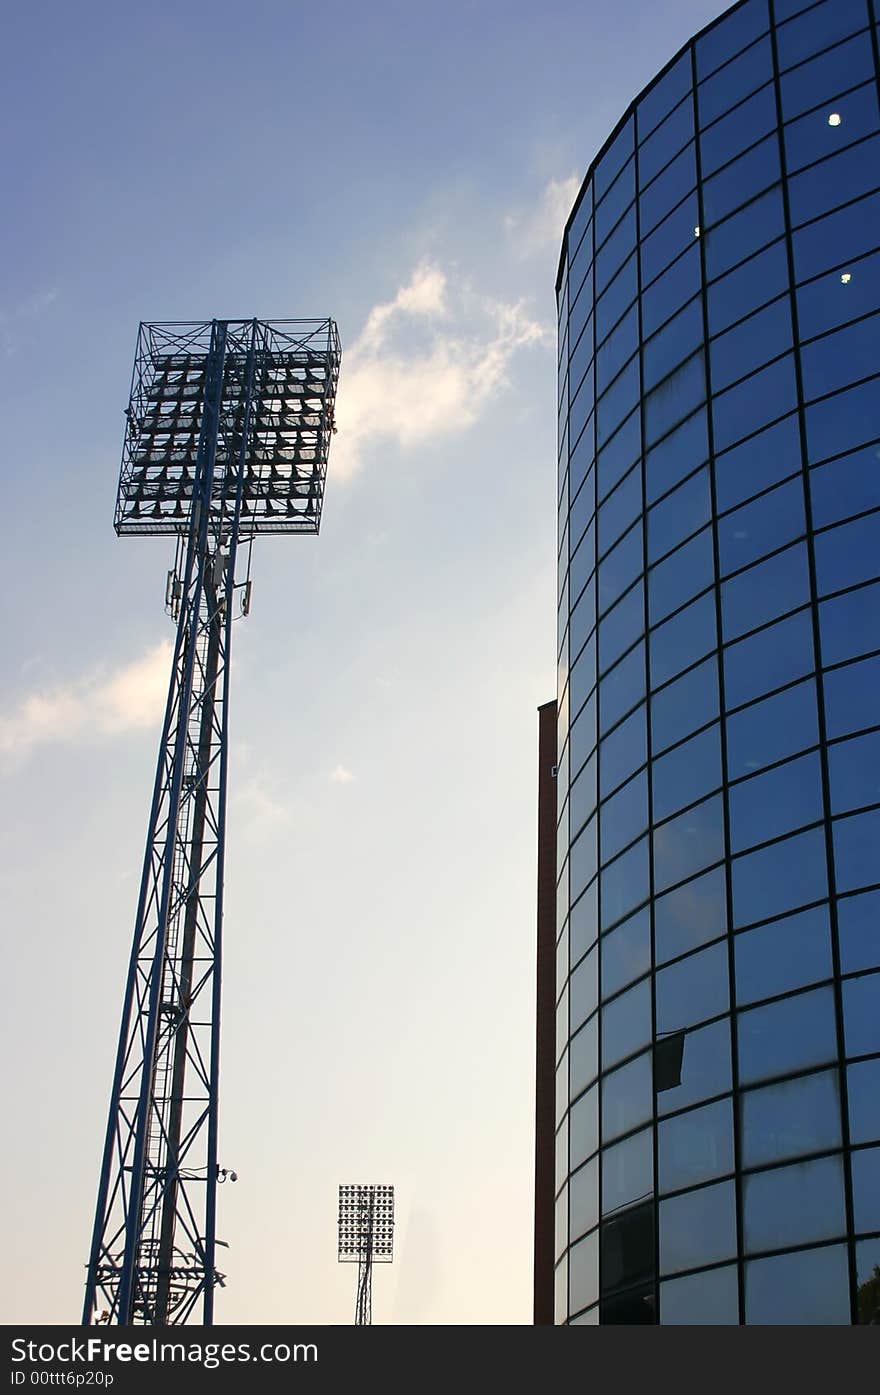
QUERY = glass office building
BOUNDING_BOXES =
[554,0,880,1324]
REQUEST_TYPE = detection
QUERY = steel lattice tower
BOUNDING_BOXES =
[83,319,341,1326]
[338,1185,395,1325]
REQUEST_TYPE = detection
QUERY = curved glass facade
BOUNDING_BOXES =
[555,0,880,1325]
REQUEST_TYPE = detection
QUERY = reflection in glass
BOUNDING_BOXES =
[658,1096,734,1194]
[743,1154,846,1253]
[745,1244,851,1325]
[660,1264,739,1324]
[660,1179,737,1275]
[738,986,837,1085]
[741,1069,841,1168]
[602,1127,653,1215]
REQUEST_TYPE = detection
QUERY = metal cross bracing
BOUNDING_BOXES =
[83,319,340,1326]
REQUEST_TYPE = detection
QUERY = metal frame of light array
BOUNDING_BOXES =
[115,318,341,536]
[337,1185,395,1263]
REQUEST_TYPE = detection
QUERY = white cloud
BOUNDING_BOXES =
[505,174,580,255]
[332,259,549,479]
[0,639,172,760]
[234,775,291,842]
[330,765,355,784]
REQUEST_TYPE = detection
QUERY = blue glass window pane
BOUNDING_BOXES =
[601,907,651,1000]
[729,750,824,853]
[598,461,640,546]
[703,135,780,229]
[656,1015,732,1114]
[738,985,837,1084]
[596,304,638,398]
[601,979,651,1071]
[658,1097,734,1193]
[652,723,723,822]
[659,1180,737,1276]
[569,316,594,407]
[595,158,635,248]
[600,703,646,798]
[660,1265,739,1325]
[645,352,707,448]
[732,826,828,927]
[598,582,644,676]
[601,836,650,930]
[794,189,880,282]
[569,189,593,270]
[648,467,711,563]
[596,253,639,347]
[655,864,728,965]
[789,135,880,228]
[834,807,880,892]
[640,192,700,285]
[650,590,717,689]
[645,408,709,505]
[779,28,875,121]
[838,889,880,974]
[848,1057,880,1143]
[695,0,768,79]
[571,816,598,906]
[816,513,880,596]
[570,927,598,1028]
[743,1155,846,1253]
[569,1154,598,1240]
[745,1244,851,1324]
[810,444,880,529]
[638,53,691,142]
[653,793,725,893]
[602,1049,652,1141]
[570,688,597,779]
[656,940,729,1034]
[710,296,793,395]
[602,1126,653,1215]
[599,642,645,735]
[697,38,774,127]
[776,0,871,73]
[642,245,701,339]
[640,143,697,237]
[569,372,595,456]
[700,84,777,178]
[829,730,880,814]
[820,580,880,665]
[726,678,819,780]
[570,423,595,503]
[707,240,789,337]
[601,769,648,862]
[741,1069,841,1168]
[597,410,641,502]
[569,631,596,722]
[718,478,805,578]
[570,877,599,966]
[595,118,634,205]
[735,904,833,1005]
[643,297,704,394]
[570,574,595,665]
[598,522,643,615]
[704,187,785,280]
[714,413,802,513]
[648,526,714,626]
[597,356,640,449]
[639,97,694,188]
[852,1145,880,1233]
[712,353,797,453]
[570,752,597,841]
[785,82,880,175]
[803,315,880,403]
[652,656,719,753]
[596,206,637,295]
[721,542,810,643]
[843,971,880,1056]
[725,605,814,708]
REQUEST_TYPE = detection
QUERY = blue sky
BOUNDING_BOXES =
[1,0,727,1324]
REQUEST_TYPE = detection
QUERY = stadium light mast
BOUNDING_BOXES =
[83,318,341,1326]
[338,1185,395,1325]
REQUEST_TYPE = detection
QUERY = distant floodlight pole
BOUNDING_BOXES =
[83,319,341,1326]
[338,1185,395,1325]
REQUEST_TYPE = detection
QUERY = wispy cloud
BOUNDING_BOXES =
[0,640,172,760]
[333,260,549,479]
[330,765,355,785]
[505,174,580,254]
[234,774,291,841]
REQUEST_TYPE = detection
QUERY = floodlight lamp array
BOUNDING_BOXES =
[337,1184,395,1263]
[115,319,341,537]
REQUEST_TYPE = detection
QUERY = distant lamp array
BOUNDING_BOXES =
[337,1184,395,1325]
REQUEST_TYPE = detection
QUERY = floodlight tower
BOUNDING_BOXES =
[338,1185,395,1325]
[83,319,341,1326]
